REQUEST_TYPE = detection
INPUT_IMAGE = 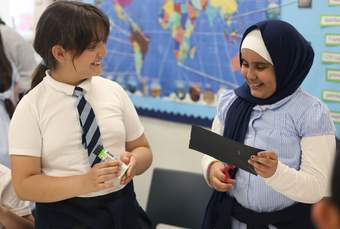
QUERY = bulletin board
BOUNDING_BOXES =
[281,0,340,137]
[99,0,340,137]
[99,0,282,126]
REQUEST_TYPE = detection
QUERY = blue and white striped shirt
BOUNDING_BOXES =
[215,88,335,228]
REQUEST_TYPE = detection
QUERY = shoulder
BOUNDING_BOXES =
[287,89,330,115]
[22,81,46,103]
[91,77,125,91]
[287,89,335,136]
[216,89,237,124]
[14,82,46,117]
[90,76,128,98]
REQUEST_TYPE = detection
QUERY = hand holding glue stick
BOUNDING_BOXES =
[93,145,129,181]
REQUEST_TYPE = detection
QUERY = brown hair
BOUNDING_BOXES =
[31,1,110,89]
[0,30,15,118]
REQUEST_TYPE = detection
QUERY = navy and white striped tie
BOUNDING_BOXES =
[73,86,102,167]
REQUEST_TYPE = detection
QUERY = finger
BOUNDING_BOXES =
[121,156,130,164]
[126,158,136,177]
[95,160,120,169]
[215,169,227,181]
[121,177,131,185]
[97,166,121,176]
[120,175,132,185]
[126,165,132,178]
[249,159,269,174]
[253,165,268,175]
[120,152,132,161]
[97,174,116,183]
[252,160,271,171]
[212,177,233,192]
[225,179,236,185]
[127,155,136,166]
[120,174,126,184]
[94,166,120,177]
[250,156,273,168]
[258,151,277,160]
[215,184,233,192]
[253,157,274,167]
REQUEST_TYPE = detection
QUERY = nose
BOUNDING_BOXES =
[246,67,257,81]
[98,42,107,57]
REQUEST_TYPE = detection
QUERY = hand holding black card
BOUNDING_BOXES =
[189,125,263,175]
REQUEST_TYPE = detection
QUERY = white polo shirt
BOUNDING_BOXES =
[9,72,144,197]
[0,163,31,229]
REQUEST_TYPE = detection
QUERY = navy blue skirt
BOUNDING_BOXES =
[35,182,151,229]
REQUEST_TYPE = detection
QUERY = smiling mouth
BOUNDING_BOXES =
[249,83,264,89]
[90,61,102,66]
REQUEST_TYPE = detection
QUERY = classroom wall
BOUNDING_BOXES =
[281,0,340,137]
[134,117,203,210]
[1,1,338,228]
[0,0,10,25]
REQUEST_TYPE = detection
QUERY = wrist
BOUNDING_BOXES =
[207,160,219,185]
[79,173,95,194]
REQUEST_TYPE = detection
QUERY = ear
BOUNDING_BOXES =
[312,200,340,229]
[51,45,70,64]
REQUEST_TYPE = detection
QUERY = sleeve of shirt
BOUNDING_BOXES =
[201,116,223,186]
[263,135,336,203]
[120,88,144,142]
[296,99,336,137]
[201,90,236,186]
[9,97,42,157]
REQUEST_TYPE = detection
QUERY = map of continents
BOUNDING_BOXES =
[100,0,278,97]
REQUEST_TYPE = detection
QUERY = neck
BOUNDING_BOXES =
[51,67,84,86]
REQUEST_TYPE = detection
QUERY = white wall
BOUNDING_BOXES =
[0,0,11,25]
[133,117,204,209]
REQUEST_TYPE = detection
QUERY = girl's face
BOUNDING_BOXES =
[72,41,107,80]
[240,48,276,99]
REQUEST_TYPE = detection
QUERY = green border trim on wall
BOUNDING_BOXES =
[320,14,340,26]
[325,33,340,46]
[326,68,340,82]
[330,110,340,124]
[329,0,340,6]
[322,89,340,103]
[321,52,340,64]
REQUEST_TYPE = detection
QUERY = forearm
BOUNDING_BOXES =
[201,117,223,186]
[15,174,90,203]
[263,135,336,203]
[264,162,326,203]
[131,146,152,175]
[201,155,218,186]
[0,207,34,229]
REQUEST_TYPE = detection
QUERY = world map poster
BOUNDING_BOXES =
[99,0,282,125]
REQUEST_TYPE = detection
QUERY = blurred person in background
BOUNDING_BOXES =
[312,138,340,229]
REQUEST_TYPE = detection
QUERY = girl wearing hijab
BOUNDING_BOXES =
[201,20,336,229]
